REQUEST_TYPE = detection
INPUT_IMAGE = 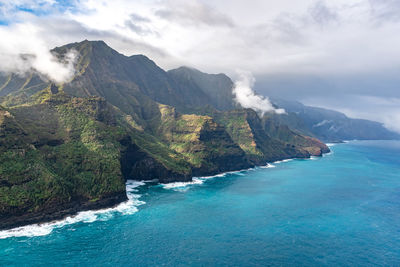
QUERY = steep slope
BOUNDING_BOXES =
[212,109,328,164]
[271,98,400,142]
[0,73,50,107]
[51,40,326,169]
[168,66,236,111]
[155,104,252,175]
[0,93,128,230]
[261,114,330,156]
[54,40,213,113]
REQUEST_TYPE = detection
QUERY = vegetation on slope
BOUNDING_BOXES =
[0,93,127,229]
[0,40,332,229]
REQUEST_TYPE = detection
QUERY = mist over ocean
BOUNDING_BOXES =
[1,140,400,266]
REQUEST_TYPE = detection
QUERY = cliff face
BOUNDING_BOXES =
[0,93,129,229]
[212,109,324,165]
[261,114,330,156]
[155,105,252,176]
[0,40,331,229]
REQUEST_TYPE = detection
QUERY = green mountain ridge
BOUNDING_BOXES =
[0,40,329,229]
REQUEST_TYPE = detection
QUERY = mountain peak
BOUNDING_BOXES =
[170,66,229,79]
[52,39,117,56]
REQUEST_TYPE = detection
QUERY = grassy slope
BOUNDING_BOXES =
[0,92,127,228]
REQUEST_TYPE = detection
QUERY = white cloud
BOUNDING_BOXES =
[0,0,400,128]
[233,71,285,115]
[2,0,400,76]
[0,23,77,83]
[155,0,234,27]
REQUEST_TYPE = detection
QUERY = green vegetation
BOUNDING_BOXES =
[0,40,329,229]
[0,95,127,226]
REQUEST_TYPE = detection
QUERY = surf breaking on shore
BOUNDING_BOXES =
[161,160,292,191]
[1,145,335,239]
[0,180,145,239]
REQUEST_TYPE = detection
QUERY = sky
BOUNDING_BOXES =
[0,0,399,132]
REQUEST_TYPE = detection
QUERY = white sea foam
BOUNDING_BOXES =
[162,160,295,191]
[161,168,254,191]
[162,178,205,190]
[162,157,303,191]
[326,143,336,147]
[0,180,145,239]
[274,159,293,164]
[260,163,276,168]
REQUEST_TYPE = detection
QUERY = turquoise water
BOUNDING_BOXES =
[1,140,400,266]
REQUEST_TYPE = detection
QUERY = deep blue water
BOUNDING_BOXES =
[1,140,400,266]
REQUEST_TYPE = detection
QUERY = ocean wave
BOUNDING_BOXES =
[161,168,255,191]
[162,157,315,191]
[326,143,336,147]
[161,178,205,191]
[273,159,293,164]
[0,180,145,239]
[260,163,276,168]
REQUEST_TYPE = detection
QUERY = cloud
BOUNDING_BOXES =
[155,0,235,28]
[2,0,400,76]
[0,0,400,130]
[233,71,285,115]
[369,0,400,23]
[308,1,338,26]
[0,23,77,83]
[124,13,156,36]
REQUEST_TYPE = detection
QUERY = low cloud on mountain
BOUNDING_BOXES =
[0,23,77,83]
[233,71,285,115]
[1,0,400,131]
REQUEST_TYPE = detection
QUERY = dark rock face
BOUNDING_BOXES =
[191,119,253,176]
[120,136,192,183]
[130,157,191,183]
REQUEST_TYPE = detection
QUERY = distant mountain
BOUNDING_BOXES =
[0,40,328,229]
[270,98,400,142]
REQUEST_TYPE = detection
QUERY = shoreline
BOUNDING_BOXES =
[0,149,332,235]
[161,151,333,190]
[0,180,145,238]
[0,192,127,232]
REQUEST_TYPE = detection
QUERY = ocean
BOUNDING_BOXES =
[1,140,400,266]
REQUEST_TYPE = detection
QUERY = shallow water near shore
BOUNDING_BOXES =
[1,140,400,266]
